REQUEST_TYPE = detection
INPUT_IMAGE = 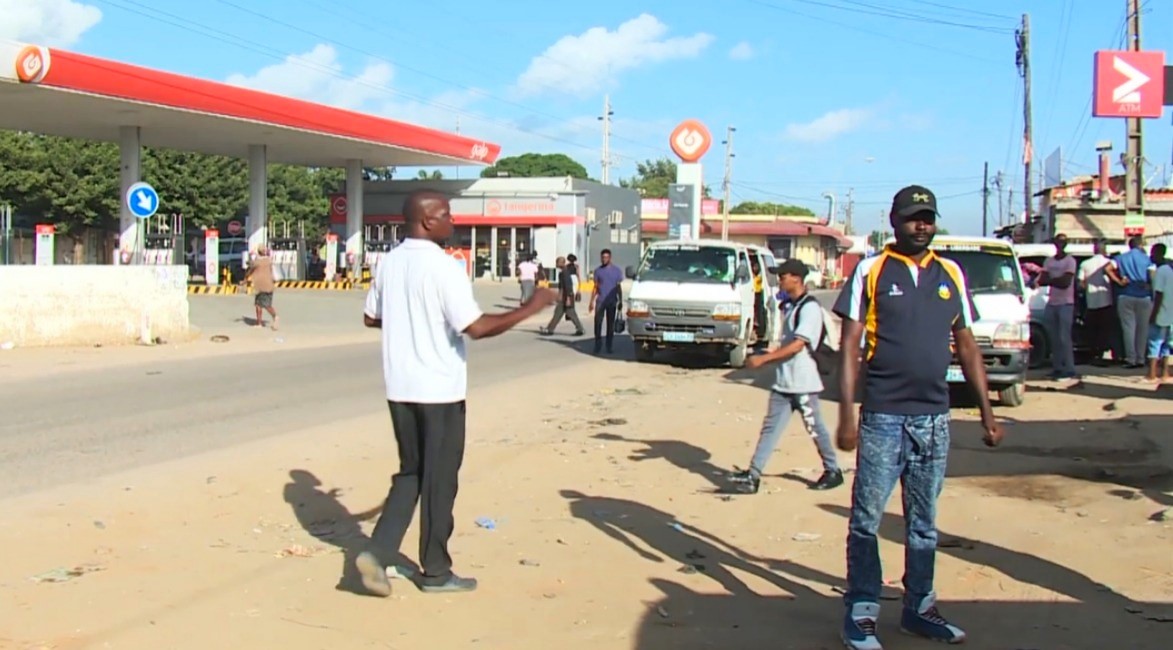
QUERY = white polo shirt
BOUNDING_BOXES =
[363,238,484,403]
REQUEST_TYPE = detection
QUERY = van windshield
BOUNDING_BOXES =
[637,245,735,284]
[933,247,1023,297]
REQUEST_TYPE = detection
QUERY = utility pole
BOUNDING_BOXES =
[720,126,735,240]
[845,188,855,236]
[1007,188,1015,224]
[1124,0,1144,219]
[982,162,990,237]
[1016,13,1033,223]
[599,94,614,185]
[993,171,1005,227]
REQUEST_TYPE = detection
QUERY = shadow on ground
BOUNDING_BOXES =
[282,469,413,594]
[558,491,1171,649]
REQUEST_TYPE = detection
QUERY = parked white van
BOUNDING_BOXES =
[624,240,780,368]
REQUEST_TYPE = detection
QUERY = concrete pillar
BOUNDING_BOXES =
[490,226,498,280]
[676,163,704,239]
[509,227,517,276]
[346,159,363,277]
[247,144,267,254]
[118,126,141,257]
[469,225,477,279]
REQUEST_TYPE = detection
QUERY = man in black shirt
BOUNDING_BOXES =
[539,256,585,336]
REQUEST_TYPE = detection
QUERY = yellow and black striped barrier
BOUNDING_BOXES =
[188,285,239,295]
[275,280,354,290]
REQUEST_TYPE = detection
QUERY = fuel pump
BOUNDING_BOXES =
[362,223,397,283]
[143,214,184,265]
[268,220,306,281]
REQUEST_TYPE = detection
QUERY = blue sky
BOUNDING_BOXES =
[4,0,1172,235]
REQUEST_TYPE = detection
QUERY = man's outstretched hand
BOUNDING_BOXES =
[527,288,559,308]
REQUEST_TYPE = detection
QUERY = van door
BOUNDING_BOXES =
[760,251,780,343]
[736,250,756,342]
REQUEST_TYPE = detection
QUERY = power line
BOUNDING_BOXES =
[95,0,659,166]
[901,0,1016,21]
[783,0,1015,34]
[741,0,1004,64]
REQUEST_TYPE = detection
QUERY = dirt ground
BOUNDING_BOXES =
[0,353,1170,650]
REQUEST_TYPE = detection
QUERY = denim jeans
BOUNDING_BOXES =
[748,391,839,478]
[845,410,950,609]
[1043,303,1076,375]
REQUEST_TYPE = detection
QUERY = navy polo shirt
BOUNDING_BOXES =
[833,247,979,415]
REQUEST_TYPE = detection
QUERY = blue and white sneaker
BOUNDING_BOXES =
[900,593,966,644]
[841,602,883,650]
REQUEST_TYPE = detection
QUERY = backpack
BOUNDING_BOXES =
[792,294,837,376]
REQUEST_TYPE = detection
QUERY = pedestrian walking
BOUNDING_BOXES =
[539,256,585,336]
[833,185,1004,649]
[518,254,539,303]
[1077,239,1118,365]
[1106,237,1154,368]
[245,246,279,330]
[356,190,556,597]
[1038,234,1078,379]
[589,248,624,355]
[730,258,842,495]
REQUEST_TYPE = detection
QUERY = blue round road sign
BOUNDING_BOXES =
[126,181,160,219]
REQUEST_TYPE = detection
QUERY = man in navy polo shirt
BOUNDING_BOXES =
[833,185,1005,650]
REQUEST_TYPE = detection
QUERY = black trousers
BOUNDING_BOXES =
[594,299,618,352]
[370,400,466,582]
[1085,305,1120,360]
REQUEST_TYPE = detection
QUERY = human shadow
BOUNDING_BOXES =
[592,432,738,494]
[282,469,415,594]
[560,489,820,600]
[816,503,1146,610]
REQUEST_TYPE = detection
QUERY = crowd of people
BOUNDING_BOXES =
[1036,235,1172,383]
[353,186,1009,649]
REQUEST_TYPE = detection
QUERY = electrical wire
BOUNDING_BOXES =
[784,0,1014,34]
[741,0,1005,64]
[94,0,654,165]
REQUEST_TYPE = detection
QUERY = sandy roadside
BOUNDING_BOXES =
[0,359,1169,650]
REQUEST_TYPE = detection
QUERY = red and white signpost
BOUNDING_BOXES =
[1093,50,1166,118]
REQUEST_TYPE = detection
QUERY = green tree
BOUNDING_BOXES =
[416,169,444,180]
[142,148,247,226]
[480,152,589,179]
[730,201,815,217]
[868,227,950,250]
[620,157,712,198]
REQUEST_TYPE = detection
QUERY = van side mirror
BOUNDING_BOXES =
[735,263,751,283]
[625,265,637,279]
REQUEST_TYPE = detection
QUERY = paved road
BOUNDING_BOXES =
[2,285,841,499]
[0,285,622,499]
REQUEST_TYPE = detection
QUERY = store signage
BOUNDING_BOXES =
[1093,50,1166,118]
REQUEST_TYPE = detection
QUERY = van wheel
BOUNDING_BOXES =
[1028,324,1050,369]
[729,340,749,368]
[997,382,1026,407]
[634,343,656,363]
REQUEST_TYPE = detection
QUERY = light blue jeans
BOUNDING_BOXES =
[748,391,839,478]
[845,411,949,610]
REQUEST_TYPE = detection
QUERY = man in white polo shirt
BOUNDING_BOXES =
[356,190,556,597]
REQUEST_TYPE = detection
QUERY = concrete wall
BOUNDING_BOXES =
[0,265,191,347]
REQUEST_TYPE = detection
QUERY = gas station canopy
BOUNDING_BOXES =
[0,40,501,168]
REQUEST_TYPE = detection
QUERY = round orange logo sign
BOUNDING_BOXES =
[669,119,712,163]
[15,45,51,84]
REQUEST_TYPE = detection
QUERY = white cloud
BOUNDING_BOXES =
[782,107,874,143]
[225,44,394,111]
[728,41,754,61]
[223,44,668,178]
[514,14,714,98]
[0,0,101,47]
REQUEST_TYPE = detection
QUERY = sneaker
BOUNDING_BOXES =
[354,551,391,597]
[810,469,845,491]
[842,602,883,650]
[728,468,754,483]
[419,574,478,593]
[900,593,966,644]
[385,564,416,581]
[734,475,760,495]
